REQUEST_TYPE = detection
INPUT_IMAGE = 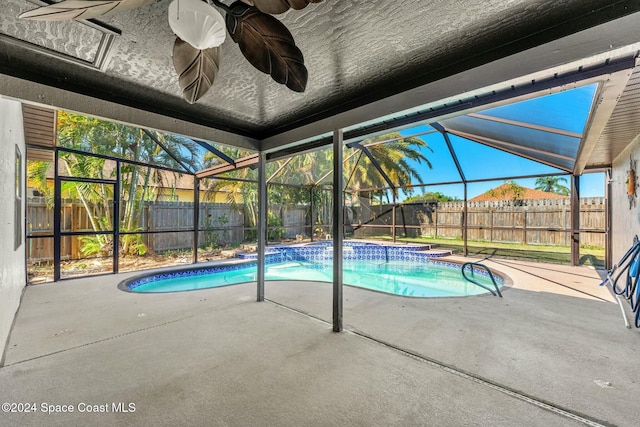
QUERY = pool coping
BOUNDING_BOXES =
[118,256,513,298]
[117,258,257,293]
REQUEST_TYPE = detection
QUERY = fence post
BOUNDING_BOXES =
[147,204,153,253]
[310,187,314,242]
[489,207,493,242]
[434,206,438,239]
[522,209,527,244]
[562,207,567,246]
[392,193,396,243]
[71,204,79,259]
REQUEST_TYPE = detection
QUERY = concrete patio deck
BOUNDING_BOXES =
[1,257,639,426]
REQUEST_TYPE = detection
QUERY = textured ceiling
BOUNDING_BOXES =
[2,0,640,143]
[2,0,104,63]
[2,0,640,175]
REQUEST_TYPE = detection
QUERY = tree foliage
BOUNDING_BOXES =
[487,180,526,205]
[29,111,199,256]
[404,191,458,203]
[346,133,431,198]
[200,132,433,237]
[535,176,570,196]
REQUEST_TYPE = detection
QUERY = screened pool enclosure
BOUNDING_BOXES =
[25,84,608,284]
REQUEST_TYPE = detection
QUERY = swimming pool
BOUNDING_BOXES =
[121,247,505,297]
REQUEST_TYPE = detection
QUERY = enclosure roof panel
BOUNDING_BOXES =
[440,115,580,172]
[476,84,598,135]
[449,134,565,181]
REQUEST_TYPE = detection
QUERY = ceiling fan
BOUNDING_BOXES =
[19,0,323,103]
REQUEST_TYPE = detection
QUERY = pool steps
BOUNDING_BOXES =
[237,242,453,262]
[415,249,454,257]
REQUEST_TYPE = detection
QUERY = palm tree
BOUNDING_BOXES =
[199,132,432,239]
[28,111,200,255]
[346,132,432,204]
[535,176,570,196]
[27,159,53,206]
[200,147,262,241]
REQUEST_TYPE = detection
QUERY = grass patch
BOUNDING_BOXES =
[364,235,605,267]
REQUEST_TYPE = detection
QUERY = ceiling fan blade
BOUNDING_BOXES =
[173,38,221,104]
[240,0,323,15]
[227,2,307,92]
[19,0,156,21]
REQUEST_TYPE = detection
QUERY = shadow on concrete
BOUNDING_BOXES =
[265,274,640,426]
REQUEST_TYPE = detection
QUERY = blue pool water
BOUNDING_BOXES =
[126,260,501,297]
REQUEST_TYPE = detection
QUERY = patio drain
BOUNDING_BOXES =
[266,298,610,427]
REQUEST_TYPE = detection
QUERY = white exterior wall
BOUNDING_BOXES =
[611,134,640,262]
[0,97,26,363]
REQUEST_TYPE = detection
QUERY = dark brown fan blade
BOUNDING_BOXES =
[172,38,220,104]
[227,2,307,92]
[240,0,323,16]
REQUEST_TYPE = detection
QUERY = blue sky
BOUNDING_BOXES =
[396,174,604,201]
[394,84,604,200]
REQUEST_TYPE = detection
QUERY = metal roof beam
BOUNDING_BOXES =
[263,55,635,159]
[447,129,573,172]
[267,128,440,161]
[346,129,438,149]
[261,14,640,154]
[354,144,396,191]
[142,129,193,174]
[432,122,466,183]
[344,150,365,190]
[350,142,396,190]
[196,153,259,178]
[448,128,576,162]
[267,157,293,184]
[346,171,571,193]
[56,145,190,175]
[313,149,362,187]
[192,139,237,166]
[466,113,583,138]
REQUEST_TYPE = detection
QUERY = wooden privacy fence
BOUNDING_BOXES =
[26,198,311,261]
[27,197,111,262]
[27,196,605,262]
[352,197,606,247]
[274,205,308,237]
